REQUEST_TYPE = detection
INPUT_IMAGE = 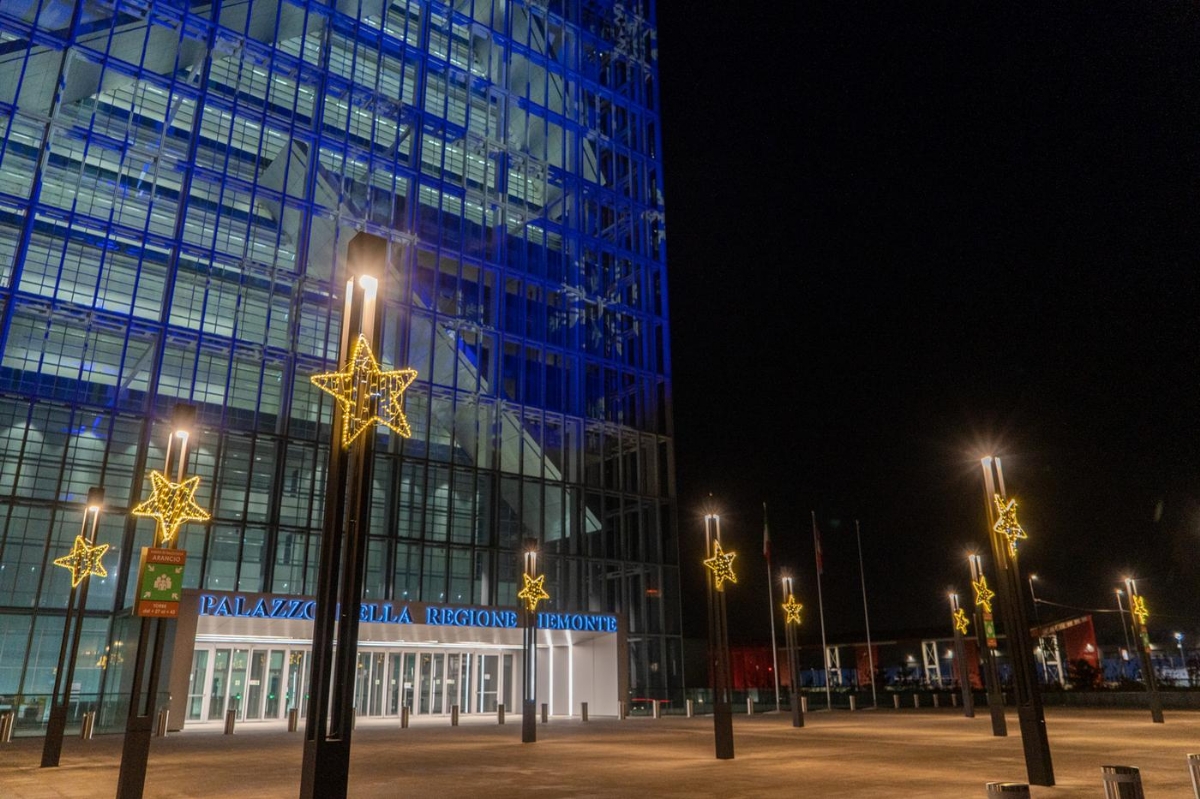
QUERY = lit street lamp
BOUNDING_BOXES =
[1124,577,1163,724]
[1115,589,1134,676]
[980,456,1054,786]
[968,554,1007,737]
[1028,574,1039,622]
[948,592,974,718]
[702,511,735,759]
[781,575,804,728]
[41,488,105,768]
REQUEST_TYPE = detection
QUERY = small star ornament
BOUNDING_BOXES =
[703,540,737,591]
[311,334,418,448]
[782,594,803,625]
[1131,594,1149,626]
[992,494,1027,558]
[132,471,210,544]
[953,607,970,635]
[517,572,550,611]
[972,575,995,614]
[54,535,109,588]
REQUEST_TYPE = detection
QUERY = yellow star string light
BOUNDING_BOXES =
[703,540,737,591]
[53,535,109,588]
[992,494,1028,558]
[953,607,970,635]
[782,594,802,625]
[972,575,995,614]
[1131,594,1149,627]
[311,334,418,448]
[517,572,550,611]
[131,471,210,545]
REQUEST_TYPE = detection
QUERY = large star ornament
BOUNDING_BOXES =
[972,575,995,614]
[311,334,418,448]
[53,535,109,588]
[703,540,737,591]
[782,594,803,625]
[953,607,971,635]
[1131,594,1149,626]
[132,471,210,544]
[992,494,1027,558]
[517,572,550,611]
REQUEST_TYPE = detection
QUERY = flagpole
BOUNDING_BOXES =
[855,519,878,708]
[764,503,781,712]
[812,511,831,710]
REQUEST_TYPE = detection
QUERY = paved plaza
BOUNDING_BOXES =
[3,708,1198,798]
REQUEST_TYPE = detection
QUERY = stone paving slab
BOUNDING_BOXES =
[2,708,1197,798]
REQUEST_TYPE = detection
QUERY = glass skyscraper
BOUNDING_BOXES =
[0,0,677,727]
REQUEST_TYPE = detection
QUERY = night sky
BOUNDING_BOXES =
[655,3,1200,647]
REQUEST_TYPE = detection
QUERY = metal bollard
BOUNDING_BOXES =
[746,697,754,715]
[154,708,169,737]
[986,782,1030,798]
[498,704,505,725]
[801,696,808,714]
[451,705,459,726]
[685,699,694,718]
[849,695,857,711]
[618,701,626,720]
[913,694,920,709]
[541,703,548,724]
[933,693,940,708]
[581,702,588,722]
[224,708,236,735]
[80,711,95,740]
[952,693,959,707]
[287,708,299,732]
[1188,753,1200,797]
[400,706,410,729]
[1102,765,1145,799]
[893,694,901,710]
[651,700,660,719]
[0,711,12,743]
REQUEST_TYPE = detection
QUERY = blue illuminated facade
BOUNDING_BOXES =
[0,0,678,723]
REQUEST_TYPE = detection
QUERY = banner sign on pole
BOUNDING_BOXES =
[136,547,187,618]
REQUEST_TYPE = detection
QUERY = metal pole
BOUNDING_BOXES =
[812,511,831,710]
[705,513,734,759]
[300,233,390,799]
[950,593,974,718]
[783,576,804,729]
[42,489,104,767]
[1115,590,1133,676]
[522,544,538,744]
[981,457,1053,786]
[855,520,878,708]
[1124,578,1163,724]
[969,554,1008,736]
[764,504,780,713]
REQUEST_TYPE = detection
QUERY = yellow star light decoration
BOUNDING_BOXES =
[311,334,418,448]
[53,535,109,588]
[703,540,738,591]
[517,572,550,611]
[972,575,995,614]
[1131,594,1149,626]
[131,471,210,545]
[953,607,971,635]
[992,494,1028,558]
[782,594,803,625]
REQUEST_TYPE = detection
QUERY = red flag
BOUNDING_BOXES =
[762,502,771,560]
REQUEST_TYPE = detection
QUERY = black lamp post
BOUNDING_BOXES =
[41,487,105,767]
[300,232,416,799]
[980,456,1053,786]
[1124,578,1163,723]
[968,554,1007,737]
[949,592,974,718]
[520,540,543,743]
[781,576,803,728]
[117,403,201,799]
[703,512,734,759]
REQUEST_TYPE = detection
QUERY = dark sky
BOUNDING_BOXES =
[656,3,1200,648]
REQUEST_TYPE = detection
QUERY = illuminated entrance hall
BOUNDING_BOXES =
[0,0,678,731]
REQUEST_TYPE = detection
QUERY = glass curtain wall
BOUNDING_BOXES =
[0,0,679,720]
